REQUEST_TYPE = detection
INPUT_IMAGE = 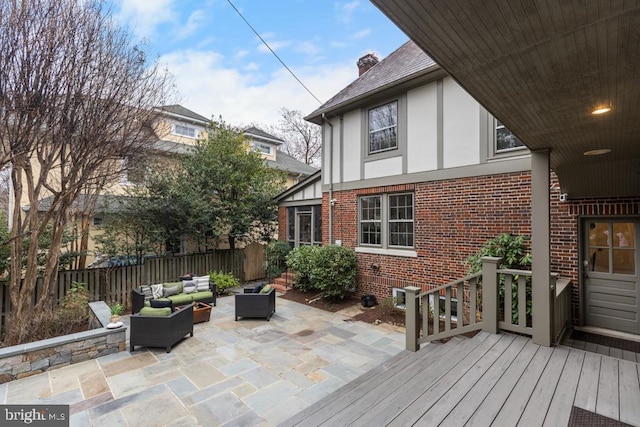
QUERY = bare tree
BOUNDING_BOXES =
[0,0,174,344]
[273,108,321,167]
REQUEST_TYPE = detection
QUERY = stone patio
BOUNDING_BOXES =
[0,294,405,426]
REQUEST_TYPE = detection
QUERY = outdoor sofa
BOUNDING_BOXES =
[129,303,193,353]
[131,276,216,314]
[235,284,276,321]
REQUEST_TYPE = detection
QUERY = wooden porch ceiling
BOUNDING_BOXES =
[370,1,640,198]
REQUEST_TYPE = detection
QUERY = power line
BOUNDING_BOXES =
[225,0,323,105]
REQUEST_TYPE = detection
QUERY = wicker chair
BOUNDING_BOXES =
[235,288,276,321]
[129,304,193,353]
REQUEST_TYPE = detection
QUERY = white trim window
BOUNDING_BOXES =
[368,101,398,154]
[359,192,414,249]
[172,123,197,138]
[496,120,525,152]
[392,288,406,309]
[253,143,272,155]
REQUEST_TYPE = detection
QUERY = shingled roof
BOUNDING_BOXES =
[158,105,209,123]
[266,150,318,177]
[305,40,439,123]
[244,127,284,145]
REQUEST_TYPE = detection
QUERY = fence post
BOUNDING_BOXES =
[405,286,421,352]
[481,257,501,334]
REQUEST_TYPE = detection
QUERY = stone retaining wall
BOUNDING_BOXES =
[0,302,126,383]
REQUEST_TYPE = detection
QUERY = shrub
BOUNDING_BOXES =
[208,271,239,295]
[310,245,358,300]
[54,282,90,336]
[265,240,291,281]
[465,233,532,325]
[285,245,321,291]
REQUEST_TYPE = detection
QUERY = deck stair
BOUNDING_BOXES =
[280,331,640,426]
[271,271,296,292]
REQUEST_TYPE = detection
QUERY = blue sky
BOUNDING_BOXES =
[112,0,408,127]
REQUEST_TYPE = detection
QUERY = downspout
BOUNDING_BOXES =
[322,113,334,244]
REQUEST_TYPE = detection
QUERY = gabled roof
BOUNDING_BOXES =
[275,170,321,202]
[25,194,131,213]
[305,40,439,123]
[244,127,284,145]
[157,104,209,124]
[266,150,318,177]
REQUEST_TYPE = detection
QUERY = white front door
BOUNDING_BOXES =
[584,220,639,334]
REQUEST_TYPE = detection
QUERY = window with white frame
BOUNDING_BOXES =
[368,101,398,154]
[253,143,272,155]
[359,193,414,249]
[172,123,197,138]
[495,120,525,151]
[392,288,406,309]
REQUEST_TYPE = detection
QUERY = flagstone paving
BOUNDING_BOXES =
[0,294,405,426]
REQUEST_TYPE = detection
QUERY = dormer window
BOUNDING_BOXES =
[172,123,197,138]
[253,143,272,155]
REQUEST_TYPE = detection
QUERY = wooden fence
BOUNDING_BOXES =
[0,246,265,336]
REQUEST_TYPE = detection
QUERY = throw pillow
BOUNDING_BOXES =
[252,282,264,293]
[182,280,197,294]
[150,299,175,313]
[193,275,210,292]
[140,285,153,301]
[163,286,179,297]
[260,284,273,294]
[151,284,164,299]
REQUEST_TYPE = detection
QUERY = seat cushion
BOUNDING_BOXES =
[190,290,213,301]
[139,307,172,316]
[167,293,194,306]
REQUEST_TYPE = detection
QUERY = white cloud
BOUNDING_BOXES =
[116,0,175,39]
[352,28,371,39]
[257,39,293,54]
[235,50,249,59]
[159,49,358,127]
[177,9,207,39]
[335,0,361,24]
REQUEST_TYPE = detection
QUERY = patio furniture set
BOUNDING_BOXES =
[129,276,276,352]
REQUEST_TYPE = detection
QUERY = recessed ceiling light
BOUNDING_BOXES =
[592,106,611,115]
[584,148,611,156]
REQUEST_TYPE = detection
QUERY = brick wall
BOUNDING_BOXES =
[325,171,532,300]
[278,206,287,240]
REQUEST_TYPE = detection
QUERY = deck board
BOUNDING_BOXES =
[543,349,585,427]
[278,332,640,427]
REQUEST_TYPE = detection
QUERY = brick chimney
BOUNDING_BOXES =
[357,53,379,76]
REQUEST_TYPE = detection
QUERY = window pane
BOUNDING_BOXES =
[613,249,635,275]
[360,222,381,245]
[287,207,295,243]
[589,248,609,273]
[389,193,414,248]
[613,223,634,248]
[313,205,322,244]
[496,120,524,151]
[369,102,398,153]
[589,222,610,247]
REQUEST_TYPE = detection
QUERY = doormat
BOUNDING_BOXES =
[570,330,640,353]
[568,406,631,426]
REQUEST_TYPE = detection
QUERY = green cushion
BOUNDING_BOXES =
[167,293,193,305]
[260,284,273,294]
[139,307,171,316]
[191,290,213,300]
[163,281,183,293]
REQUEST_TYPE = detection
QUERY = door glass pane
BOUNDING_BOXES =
[299,214,311,245]
[589,248,609,272]
[613,223,634,248]
[613,249,635,275]
[589,222,609,247]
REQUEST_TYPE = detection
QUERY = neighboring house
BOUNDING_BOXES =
[244,126,318,187]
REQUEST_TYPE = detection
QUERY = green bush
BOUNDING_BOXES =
[208,271,240,295]
[465,233,532,325]
[311,245,358,299]
[265,240,292,281]
[285,245,321,291]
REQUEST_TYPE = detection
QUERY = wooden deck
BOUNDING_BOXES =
[280,331,640,426]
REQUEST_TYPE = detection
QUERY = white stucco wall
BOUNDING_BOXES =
[364,156,403,179]
[443,77,480,168]
[342,110,362,183]
[407,84,438,173]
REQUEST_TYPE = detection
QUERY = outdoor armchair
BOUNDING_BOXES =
[235,287,276,321]
[129,304,194,353]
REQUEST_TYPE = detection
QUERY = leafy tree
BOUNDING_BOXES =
[0,0,173,345]
[182,119,286,251]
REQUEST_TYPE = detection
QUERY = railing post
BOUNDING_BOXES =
[405,286,421,352]
[481,257,501,334]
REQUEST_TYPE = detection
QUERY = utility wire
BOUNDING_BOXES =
[226,0,323,105]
